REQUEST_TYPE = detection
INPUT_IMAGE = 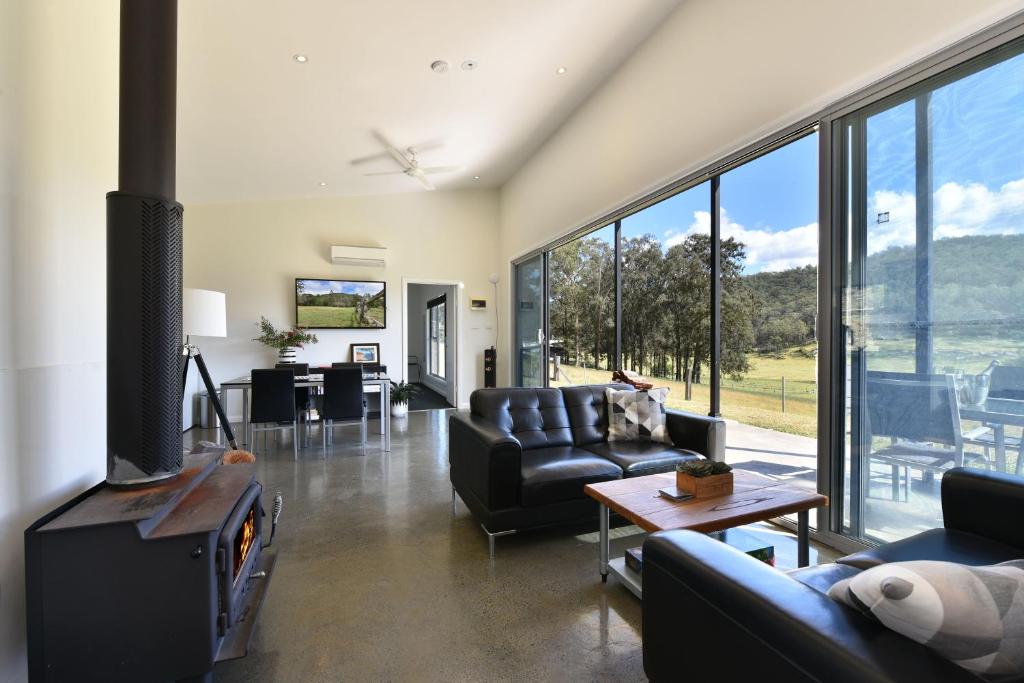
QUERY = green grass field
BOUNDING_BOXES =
[297,305,385,328]
[552,344,819,437]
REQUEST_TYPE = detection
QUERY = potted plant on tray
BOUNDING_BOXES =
[676,460,733,498]
[253,316,318,363]
[390,381,418,418]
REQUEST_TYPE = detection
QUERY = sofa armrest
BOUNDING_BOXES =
[665,410,725,461]
[942,467,1024,549]
[448,412,523,511]
[642,530,979,683]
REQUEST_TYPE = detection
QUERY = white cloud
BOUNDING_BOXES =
[867,178,1024,252]
[673,209,818,273]
[653,177,1024,271]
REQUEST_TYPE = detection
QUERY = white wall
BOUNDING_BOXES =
[496,0,1024,384]
[182,190,499,417]
[406,283,456,405]
[1,2,116,680]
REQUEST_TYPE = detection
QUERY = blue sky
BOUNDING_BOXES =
[298,279,383,296]
[614,49,1024,272]
[621,135,818,274]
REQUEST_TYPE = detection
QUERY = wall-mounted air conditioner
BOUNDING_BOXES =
[330,245,387,268]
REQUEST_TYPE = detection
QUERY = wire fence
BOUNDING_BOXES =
[549,358,817,413]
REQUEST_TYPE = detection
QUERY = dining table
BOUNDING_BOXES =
[220,373,391,451]
[959,396,1024,473]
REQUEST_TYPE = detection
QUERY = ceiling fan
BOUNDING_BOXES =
[351,130,461,191]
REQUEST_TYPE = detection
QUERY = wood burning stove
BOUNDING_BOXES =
[25,454,278,681]
[24,3,278,679]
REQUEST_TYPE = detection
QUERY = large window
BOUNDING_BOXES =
[548,224,616,386]
[839,41,1024,543]
[719,133,819,493]
[428,295,446,380]
[511,21,1024,551]
[620,183,711,414]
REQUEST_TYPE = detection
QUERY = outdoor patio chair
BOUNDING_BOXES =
[865,371,991,501]
[963,364,1024,475]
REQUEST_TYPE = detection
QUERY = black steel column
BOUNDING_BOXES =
[914,93,934,375]
[542,251,551,386]
[709,177,721,417]
[107,0,184,485]
[613,220,622,370]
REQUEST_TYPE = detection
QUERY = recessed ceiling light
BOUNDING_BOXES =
[430,60,449,74]
[473,175,480,180]
[318,181,327,187]
[555,66,567,75]
[293,54,308,63]
[461,60,477,71]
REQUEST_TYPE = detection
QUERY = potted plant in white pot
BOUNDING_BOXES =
[390,381,418,418]
[253,316,318,362]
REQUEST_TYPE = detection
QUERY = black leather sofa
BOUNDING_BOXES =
[449,384,725,555]
[642,468,1024,682]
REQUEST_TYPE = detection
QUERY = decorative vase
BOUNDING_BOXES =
[676,470,734,498]
[391,402,409,419]
[278,347,296,363]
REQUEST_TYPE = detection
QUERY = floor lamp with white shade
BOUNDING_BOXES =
[182,288,238,449]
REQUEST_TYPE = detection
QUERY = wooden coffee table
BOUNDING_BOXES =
[584,470,828,596]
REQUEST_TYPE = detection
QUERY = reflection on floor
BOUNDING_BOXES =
[408,383,453,411]
[190,412,837,681]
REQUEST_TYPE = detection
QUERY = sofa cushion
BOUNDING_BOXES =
[828,559,1024,677]
[606,387,673,444]
[470,387,573,450]
[583,441,702,477]
[560,383,633,446]
[520,446,622,507]
[838,528,1024,570]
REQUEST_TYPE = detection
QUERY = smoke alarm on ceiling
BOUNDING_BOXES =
[461,60,477,71]
[430,60,449,74]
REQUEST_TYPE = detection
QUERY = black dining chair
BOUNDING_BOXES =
[276,363,313,434]
[250,369,300,459]
[320,368,367,455]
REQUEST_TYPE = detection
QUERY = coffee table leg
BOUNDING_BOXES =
[798,510,810,568]
[599,503,609,582]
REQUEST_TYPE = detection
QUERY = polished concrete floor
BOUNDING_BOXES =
[188,411,833,682]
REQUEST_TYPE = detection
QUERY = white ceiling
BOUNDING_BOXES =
[176,0,683,203]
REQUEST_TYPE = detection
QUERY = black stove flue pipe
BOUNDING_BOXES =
[106,0,184,485]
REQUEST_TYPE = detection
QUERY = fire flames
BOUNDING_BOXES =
[234,506,256,581]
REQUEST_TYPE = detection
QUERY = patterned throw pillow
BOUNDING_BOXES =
[605,387,673,444]
[827,559,1024,677]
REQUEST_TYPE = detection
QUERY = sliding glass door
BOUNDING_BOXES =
[514,254,546,387]
[838,40,1024,543]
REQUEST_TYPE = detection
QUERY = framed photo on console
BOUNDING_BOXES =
[350,343,380,364]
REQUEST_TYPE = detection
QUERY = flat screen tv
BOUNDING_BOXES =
[295,278,386,329]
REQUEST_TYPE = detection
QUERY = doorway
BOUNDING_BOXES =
[404,281,459,410]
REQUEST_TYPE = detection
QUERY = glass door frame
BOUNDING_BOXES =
[513,252,549,388]
[818,19,1024,552]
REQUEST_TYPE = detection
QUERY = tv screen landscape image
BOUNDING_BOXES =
[295,278,386,329]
